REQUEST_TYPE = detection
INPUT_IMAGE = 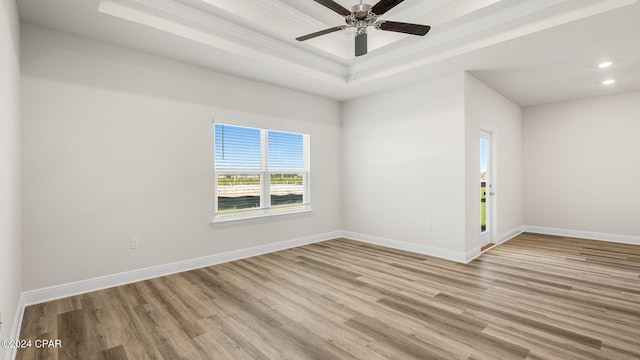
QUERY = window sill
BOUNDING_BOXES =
[210,208,313,226]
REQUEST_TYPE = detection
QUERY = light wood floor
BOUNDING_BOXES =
[16,233,640,360]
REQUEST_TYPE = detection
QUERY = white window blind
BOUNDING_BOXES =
[214,123,310,222]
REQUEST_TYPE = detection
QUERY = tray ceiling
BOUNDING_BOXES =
[17,0,640,105]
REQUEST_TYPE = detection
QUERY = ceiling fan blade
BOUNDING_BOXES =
[296,26,347,41]
[312,0,351,16]
[371,0,405,15]
[355,32,367,57]
[377,21,431,36]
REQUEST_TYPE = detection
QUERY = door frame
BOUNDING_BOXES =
[480,129,495,249]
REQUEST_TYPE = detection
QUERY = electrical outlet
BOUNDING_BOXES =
[425,222,433,231]
[130,237,140,249]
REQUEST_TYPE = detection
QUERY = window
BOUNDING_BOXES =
[213,123,310,222]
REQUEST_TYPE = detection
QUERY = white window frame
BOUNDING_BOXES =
[212,123,311,224]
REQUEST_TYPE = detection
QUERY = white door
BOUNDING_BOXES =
[480,130,493,248]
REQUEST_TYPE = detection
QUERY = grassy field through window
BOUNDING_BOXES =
[217,174,304,212]
[217,174,303,186]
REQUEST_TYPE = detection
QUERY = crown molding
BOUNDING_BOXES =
[100,0,637,90]
[132,0,349,75]
[250,0,352,45]
[349,0,635,76]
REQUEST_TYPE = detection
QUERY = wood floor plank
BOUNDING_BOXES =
[95,345,128,360]
[16,233,640,359]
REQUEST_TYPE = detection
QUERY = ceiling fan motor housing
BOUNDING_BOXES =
[350,3,372,16]
[346,3,377,34]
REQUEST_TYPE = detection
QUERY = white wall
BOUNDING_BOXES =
[342,72,468,255]
[523,91,640,238]
[0,0,21,357]
[465,74,523,249]
[21,24,342,290]
[341,72,523,259]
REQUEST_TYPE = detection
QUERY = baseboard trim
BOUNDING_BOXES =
[21,226,635,307]
[497,226,525,245]
[522,226,640,245]
[21,231,341,307]
[464,246,481,263]
[342,231,469,263]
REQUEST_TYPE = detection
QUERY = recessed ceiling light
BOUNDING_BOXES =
[598,61,613,68]
[602,79,615,85]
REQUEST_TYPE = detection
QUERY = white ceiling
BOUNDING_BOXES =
[17,0,640,106]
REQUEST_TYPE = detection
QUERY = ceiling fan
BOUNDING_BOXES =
[296,0,431,57]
